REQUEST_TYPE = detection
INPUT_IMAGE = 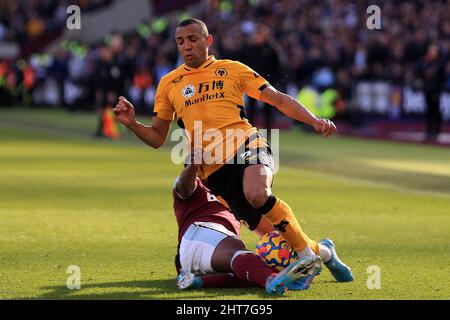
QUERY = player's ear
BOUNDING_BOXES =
[206,34,213,48]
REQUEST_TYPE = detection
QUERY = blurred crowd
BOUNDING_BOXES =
[0,0,112,44]
[1,0,449,121]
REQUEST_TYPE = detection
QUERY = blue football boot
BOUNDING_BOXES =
[177,271,204,290]
[287,262,322,290]
[266,255,322,294]
[319,238,354,282]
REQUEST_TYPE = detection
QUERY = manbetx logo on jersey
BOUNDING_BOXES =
[183,80,226,107]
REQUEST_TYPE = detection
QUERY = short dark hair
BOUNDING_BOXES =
[178,18,209,36]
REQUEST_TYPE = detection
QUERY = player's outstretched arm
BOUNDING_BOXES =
[176,165,200,198]
[175,149,202,198]
[113,96,172,148]
[259,86,337,138]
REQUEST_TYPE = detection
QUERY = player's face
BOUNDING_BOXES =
[175,24,212,68]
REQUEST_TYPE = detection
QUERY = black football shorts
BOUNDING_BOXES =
[205,133,275,231]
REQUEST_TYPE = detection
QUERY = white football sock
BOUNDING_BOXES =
[296,245,315,259]
[319,244,332,263]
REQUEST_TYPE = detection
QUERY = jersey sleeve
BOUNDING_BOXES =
[153,78,175,121]
[236,62,271,100]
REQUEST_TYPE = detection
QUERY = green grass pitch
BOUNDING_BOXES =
[0,108,449,299]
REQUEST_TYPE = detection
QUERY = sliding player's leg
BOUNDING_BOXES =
[177,271,254,289]
[178,226,317,294]
[212,236,321,294]
[177,223,278,291]
[211,237,276,289]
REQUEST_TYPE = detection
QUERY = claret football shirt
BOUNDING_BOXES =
[173,177,241,243]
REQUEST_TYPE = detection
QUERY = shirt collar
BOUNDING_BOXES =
[183,55,216,71]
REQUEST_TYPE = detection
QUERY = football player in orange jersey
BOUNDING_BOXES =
[113,19,353,288]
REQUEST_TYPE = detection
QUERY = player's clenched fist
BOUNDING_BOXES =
[113,96,136,128]
[313,118,337,138]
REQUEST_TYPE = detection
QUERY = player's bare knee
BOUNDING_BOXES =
[245,188,270,209]
[212,237,246,272]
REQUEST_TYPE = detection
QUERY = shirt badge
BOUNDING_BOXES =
[181,84,196,98]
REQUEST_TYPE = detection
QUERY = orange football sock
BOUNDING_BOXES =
[264,197,319,255]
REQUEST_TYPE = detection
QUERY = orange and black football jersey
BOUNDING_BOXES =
[154,55,271,178]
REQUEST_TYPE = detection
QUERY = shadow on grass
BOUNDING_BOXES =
[37,279,276,300]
